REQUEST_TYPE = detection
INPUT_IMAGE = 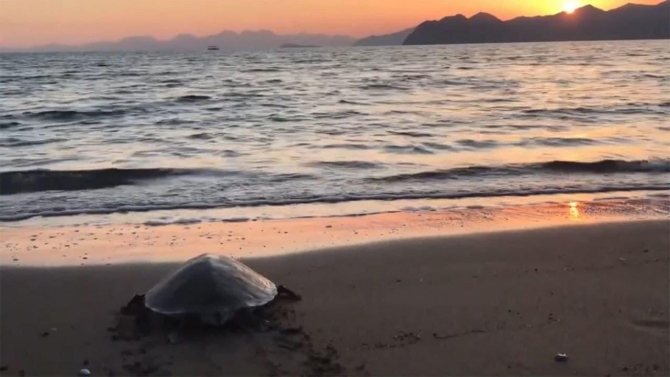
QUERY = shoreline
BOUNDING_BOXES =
[3,189,668,229]
[1,220,668,376]
[2,197,667,267]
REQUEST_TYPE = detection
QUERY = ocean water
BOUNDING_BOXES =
[1,41,669,223]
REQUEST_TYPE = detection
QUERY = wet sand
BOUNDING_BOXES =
[1,220,668,376]
[1,199,663,267]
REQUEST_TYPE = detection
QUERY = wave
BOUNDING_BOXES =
[369,159,670,183]
[3,184,668,223]
[541,159,670,173]
[0,121,20,130]
[456,139,500,149]
[388,130,435,138]
[521,106,669,117]
[226,91,264,98]
[442,80,469,86]
[519,137,599,147]
[422,142,457,151]
[315,129,347,136]
[176,95,211,103]
[369,166,517,182]
[270,116,305,122]
[154,118,197,126]
[162,80,184,88]
[188,132,215,140]
[0,137,65,148]
[307,161,382,169]
[640,74,666,79]
[360,83,408,90]
[0,168,186,195]
[0,168,318,195]
[321,143,373,150]
[397,74,431,80]
[384,145,434,155]
[243,68,281,73]
[338,99,367,105]
[24,109,126,121]
[523,107,594,115]
[313,110,366,119]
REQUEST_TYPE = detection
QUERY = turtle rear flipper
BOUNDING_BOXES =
[121,294,146,316]
[228,308,274,332]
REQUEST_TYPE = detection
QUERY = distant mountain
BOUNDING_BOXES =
[354,27,415,46]
[5,30,355,53]
[280,43,318,48]
[405,1,669,45]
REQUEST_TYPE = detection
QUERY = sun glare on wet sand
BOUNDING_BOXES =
[569,201,581,221]
[563,0,580,13]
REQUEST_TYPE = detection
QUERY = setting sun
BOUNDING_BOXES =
[564,0,581,13]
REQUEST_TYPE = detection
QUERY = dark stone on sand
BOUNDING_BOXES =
[554,353,569,362]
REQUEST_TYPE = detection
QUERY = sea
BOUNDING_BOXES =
[1,40,669,225]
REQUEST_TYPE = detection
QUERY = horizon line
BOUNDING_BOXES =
[1,0,666,51]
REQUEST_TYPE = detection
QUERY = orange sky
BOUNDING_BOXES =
[0,0,661,47]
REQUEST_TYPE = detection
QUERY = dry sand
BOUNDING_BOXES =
[1,220,668,376]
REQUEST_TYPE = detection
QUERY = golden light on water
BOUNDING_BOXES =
[569,201,581,221]
[563,1,580,13]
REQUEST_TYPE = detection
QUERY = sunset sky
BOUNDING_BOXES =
[0,0,662,47]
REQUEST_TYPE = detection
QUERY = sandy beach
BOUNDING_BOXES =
[2,4,669,376]
[1,220,667,376]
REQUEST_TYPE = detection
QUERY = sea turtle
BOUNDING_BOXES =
[122,254,300,329]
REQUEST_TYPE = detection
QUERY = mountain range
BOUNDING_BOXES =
[405,1,669,45]
[354,27,415,46]
[4,30,354,53]
[2,1,668,52]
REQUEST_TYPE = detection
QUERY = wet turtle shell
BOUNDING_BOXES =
[145,254,278,325]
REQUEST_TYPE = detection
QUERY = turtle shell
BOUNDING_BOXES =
[145,254,277,325]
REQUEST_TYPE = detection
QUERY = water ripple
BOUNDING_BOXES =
[0,41,668,221]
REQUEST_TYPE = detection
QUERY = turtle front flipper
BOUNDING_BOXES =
[276,285,302,301]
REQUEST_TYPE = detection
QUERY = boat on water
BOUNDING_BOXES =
[207,46,220,51]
